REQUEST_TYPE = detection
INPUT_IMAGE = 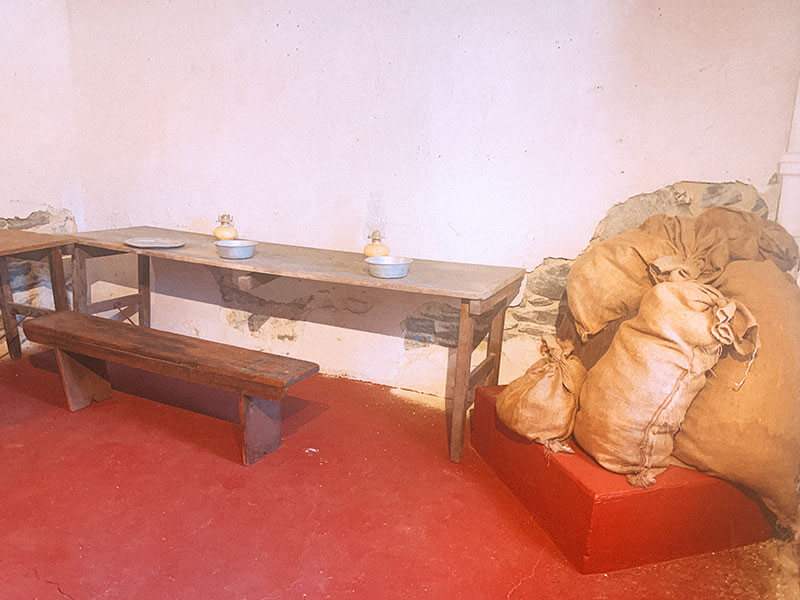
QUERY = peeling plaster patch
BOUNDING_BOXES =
[0,206,76,234]
[264,317,298,342]
[248,313,270,332]
[1,211,50,229]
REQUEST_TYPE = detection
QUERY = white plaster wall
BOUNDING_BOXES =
[67,1,800,264]
[4,1,800,396]
[0,2,82,223]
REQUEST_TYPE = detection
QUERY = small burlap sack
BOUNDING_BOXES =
[573,281,758,488]
[673,261,800,534]
[495,336,586,453]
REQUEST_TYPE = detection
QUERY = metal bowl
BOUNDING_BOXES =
[365,256,412,278]
[215,239,257,259]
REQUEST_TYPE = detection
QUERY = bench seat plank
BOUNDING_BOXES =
[24,311,319,400]
[23,311,320,465]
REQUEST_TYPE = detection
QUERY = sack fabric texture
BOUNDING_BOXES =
[673,261,800,535]
[566,208,798,341]
[495,336,586,453]
[573,281,758,488]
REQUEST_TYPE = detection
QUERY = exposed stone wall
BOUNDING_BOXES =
[403,302,460,349]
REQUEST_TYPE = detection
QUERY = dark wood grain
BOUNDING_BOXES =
[24,311,319,465]
[8,303,52,318]
[24,312,319,399]
[0,230,75,256]
[137,254,151,327]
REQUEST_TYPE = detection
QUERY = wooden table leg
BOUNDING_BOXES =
[47,247,70,311]
[137,254,151,327]
[238,392,282,465]
[0,256,22,360]
[72,245,89,313]
[449,299,475,462]
[486,299,509,386]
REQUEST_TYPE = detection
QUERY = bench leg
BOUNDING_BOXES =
[238,392,282,466]
[55,349,112,411]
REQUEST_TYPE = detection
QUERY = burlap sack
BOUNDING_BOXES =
[673,261,800,534]
[567,208,797,342]
[573,281,758,488]
[495,336,586,453]
[694,206,799,271]
[640,214,730,283]
[566,229,677,339]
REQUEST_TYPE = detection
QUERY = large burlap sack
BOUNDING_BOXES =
[566,229,677,339]
[573,281,758,488]
[694,206,799,271]
[673,261,800,534]
[495,336,586,453]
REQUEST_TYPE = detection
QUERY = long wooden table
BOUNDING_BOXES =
[72,226,525,462]
[0,230,74,359]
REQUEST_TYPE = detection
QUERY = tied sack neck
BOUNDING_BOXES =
[710,299,760,390]
[539,335,583,396]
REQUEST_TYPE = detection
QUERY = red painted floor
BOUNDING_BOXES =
[1,353,796,599]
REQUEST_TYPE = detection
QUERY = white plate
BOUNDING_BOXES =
[124,237,185,249]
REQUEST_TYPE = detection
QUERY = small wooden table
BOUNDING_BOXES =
[72,226,525,462]
[0,230,74,360]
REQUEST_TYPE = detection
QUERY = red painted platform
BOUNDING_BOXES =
[471,386,772,573]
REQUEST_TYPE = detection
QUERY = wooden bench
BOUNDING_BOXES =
[22,311,319,465]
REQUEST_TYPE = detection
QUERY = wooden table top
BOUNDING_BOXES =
[75,226,525,301]
[0,230,76,256]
